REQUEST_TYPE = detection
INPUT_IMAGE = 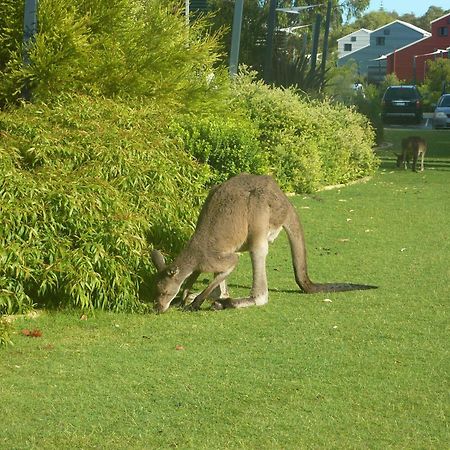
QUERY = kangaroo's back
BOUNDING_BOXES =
[192,174,291,253]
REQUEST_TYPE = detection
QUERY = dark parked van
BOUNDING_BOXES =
[381,85,423,124]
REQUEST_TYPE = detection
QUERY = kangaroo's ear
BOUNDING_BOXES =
[166,266,179,277]
[151,250,166,272]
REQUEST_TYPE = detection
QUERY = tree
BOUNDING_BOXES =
[0,0,228,113]
[415,6,450,31]
[421,58,450,105]
[350,10,398,30]
[207,1,371,77]
[0,0,24,72]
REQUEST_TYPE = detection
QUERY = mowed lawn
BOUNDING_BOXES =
[1,129,449,449]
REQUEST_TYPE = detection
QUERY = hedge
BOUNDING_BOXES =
[232,73,378,193]
[0,95,211,314]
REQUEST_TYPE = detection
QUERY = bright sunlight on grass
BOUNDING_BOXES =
[1,129,449,449]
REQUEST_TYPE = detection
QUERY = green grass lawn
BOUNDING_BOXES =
[1,129,449,449]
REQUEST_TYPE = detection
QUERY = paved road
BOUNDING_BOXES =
[384,113,433,131]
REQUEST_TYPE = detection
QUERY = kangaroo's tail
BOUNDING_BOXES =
[283,204,377,294]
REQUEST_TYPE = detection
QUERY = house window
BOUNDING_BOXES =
[351,36,356,42]
[438,26,448,37]
[344,43,352,51]
[384,29,390,35]
[376,36,385,46]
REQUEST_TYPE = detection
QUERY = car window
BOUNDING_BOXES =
[438,96,450,107]
[384,88,419,100]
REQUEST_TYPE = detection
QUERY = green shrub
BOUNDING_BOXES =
[420,59,450,109]
[353,86,384,145]
[0,316,13,346]
[0,0,228,114]
[233,72,379,192]
[172,114,268,184]
[0,95,211,314]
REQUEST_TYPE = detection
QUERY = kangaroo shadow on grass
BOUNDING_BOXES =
[197,279,299,295]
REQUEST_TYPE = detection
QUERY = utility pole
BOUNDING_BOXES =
[310,13,321,73]
[321,0,332,81]
[229,0,244,76]
[264,0,277,84]
[22,0,38,100]
[23,0,38,63]
[185,0,190,26]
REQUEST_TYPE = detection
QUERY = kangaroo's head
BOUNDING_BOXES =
[151,250,182,313]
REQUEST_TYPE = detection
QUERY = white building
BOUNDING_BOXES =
[337,28,371,59]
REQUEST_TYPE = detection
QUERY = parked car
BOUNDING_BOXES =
[432,94,450,129]
[381,85,423,124]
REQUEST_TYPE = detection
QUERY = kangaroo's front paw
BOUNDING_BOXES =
[183,302,200,312]
[183,292,198,307]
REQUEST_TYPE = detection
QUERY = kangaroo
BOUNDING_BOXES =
[151,174,376,313]
[396,136,427,172]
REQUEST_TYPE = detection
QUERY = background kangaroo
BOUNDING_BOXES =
[396,136,427,172]
[151,174,376,313]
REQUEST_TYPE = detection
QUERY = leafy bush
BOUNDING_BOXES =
[0,316,13,346]
[352,85,384,145]
[326,63,383,144]
[420,59,450,109]
[272,52,329,94]
[0,95,211,314]
[172,115,268,184]
[233,72,378,192]
[0,0,228,113]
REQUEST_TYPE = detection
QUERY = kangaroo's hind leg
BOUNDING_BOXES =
[214,240,270,310]
[412,152,418,172]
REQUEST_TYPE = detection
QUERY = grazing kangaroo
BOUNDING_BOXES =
[151,174,376,313]
[396,136,427,172]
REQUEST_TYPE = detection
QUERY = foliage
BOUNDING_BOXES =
[353,84,384,145]
[0,0,228,113]
[0,95,212,314]
[233,72,378,192]
[378,72,402,91]
[410,6,450,31]
[172,114,268,185]
[272,51,329,94]
[0,0,23,72]
[342,5,449,33]
[327,67,385,145]
[421,58,450,108]
[0,316,13,346]
[207,1,369,81]
[326,59,360,104]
